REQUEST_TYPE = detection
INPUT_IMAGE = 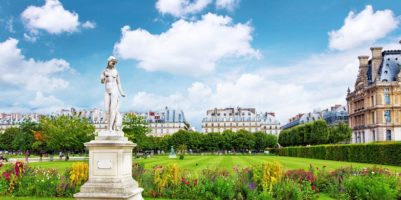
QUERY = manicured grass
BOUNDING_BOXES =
[7,155,401,174]
[134,155,401,173]
[28,161,87,171]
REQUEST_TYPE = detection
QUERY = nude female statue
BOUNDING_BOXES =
[100,56,126,132]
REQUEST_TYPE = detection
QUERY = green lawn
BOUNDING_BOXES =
[28,161,86,171]
[133,155,401,173]
[16,154,401,174]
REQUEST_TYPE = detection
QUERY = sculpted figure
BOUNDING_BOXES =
[100,56,126,132]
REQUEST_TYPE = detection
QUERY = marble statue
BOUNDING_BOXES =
[100,56,126,132]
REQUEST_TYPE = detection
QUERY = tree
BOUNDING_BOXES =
[328,122,352,143]
[41,116,95,161]
[0,127,19,150]
[12,120,38,151]
[311,120,329,145]
[222,130,235,151]
[254,132,268,152]
[265,134,278,148]
[233,129,255,152]
[123,113,150,151]
[202,132,223,152]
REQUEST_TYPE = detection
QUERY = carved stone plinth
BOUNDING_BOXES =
[74,131,143,200]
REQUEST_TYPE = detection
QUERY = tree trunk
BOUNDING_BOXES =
[64,151,69,161]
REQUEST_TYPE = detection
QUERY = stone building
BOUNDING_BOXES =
[281,112,323,130]
[321,105,348,125]
[137,107,190,137]
[0,113,40,133]
[201,107,281,135]
[346,45,401,143]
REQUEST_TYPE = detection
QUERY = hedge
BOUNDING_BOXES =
[271,142,401,166]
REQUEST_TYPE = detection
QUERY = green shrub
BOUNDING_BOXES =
[274,142,401,166]
[272,179,318,200]
[344,175,399,200]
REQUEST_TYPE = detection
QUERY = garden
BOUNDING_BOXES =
[1,155,401,200]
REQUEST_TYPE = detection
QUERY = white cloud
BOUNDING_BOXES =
[5,18,15,33]
[82,21,96,29]
[156,0,212,17]
[329,5,399,50]
[28,92,65,113]
[216,0,240,11]
[21,0,95,35]
[114,13,259,75]
[130,40,400,129]
[23,33,38,42]
[0,38,71,91]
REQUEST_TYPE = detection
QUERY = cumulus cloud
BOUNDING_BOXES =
[156,0,212,17]
[28,92,65,113]
[21,0,95,38]
[129,42,390,129]
[114,13,259,75]
[216,0,240,11]
[0,38,71,91]
[82,21,96,29]
[329,5,399,50]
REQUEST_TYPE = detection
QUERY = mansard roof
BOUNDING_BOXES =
[367,49,401,85]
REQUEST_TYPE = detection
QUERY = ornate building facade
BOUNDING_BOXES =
[346,46,401,143]
[136,107,190,137]
[201,107,281,135]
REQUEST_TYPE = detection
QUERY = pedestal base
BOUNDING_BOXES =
[74,132,143,200]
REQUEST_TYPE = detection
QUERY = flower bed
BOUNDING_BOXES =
[1,161,400,199]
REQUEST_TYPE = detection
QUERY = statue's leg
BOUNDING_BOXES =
[115,98,122,131]
[109,92,118,131]
[105,92,111,131]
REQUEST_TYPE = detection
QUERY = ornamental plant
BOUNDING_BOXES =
[285,169,317,192]
[252,161,283,193]
[69,162,89,187]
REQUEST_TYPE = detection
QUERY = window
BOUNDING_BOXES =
[372,130,375,141]
[385,110,391,123]
[362,131,365,143]
[371,96,374,106]
[384,88,390,105]
[386,130,392,141]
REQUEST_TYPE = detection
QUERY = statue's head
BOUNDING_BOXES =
[107,56,118,68]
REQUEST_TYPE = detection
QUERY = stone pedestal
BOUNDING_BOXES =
[74,131,143,200]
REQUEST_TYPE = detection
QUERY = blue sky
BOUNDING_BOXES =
[1,0,401,130]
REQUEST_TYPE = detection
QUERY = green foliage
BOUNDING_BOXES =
[273,142,401,166]
[344,175,399,200]
[328,122,352,144]
[122,114,153,152]
[40,116,95,160]
[12,121,39,151]
[279,120,352,147]
[254,132,278,152]
[272,179,318,200]
[0,127,19,150]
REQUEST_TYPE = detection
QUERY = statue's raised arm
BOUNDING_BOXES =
[101,56,125,132]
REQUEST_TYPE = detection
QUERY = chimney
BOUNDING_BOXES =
[370,47,383,82]
[358,56,369,67]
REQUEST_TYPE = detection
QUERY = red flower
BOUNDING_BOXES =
[15,161,24,176]
[2,172,10,181]
[193,179,198,186]
[312,185,318,192]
